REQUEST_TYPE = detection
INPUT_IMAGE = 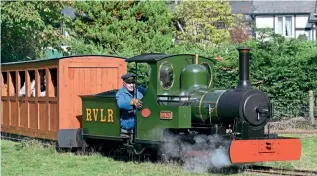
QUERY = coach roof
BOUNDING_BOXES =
[1,55,127,65]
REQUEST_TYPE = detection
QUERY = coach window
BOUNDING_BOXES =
[48,68,57,97]
[8,72,16,96]
[18,71,26,97]
[27,70,36,97]
[159,62,174,90]
[2,72,8,96]
[38,69,46,97]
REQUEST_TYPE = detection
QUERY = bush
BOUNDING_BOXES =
[213,35,317,120]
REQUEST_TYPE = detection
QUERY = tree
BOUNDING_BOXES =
[0,1,70,63]
[64,1,176,57]
[229,15,252,44]
[59,1,176,86]
[174,1,236,46]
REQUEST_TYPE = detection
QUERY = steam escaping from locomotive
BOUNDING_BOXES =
[161,133,232,173]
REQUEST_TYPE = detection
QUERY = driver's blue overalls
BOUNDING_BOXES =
[115,86,146,130]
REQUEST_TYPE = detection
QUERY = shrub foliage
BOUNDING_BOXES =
[0,1,69,62]
[212,34,317,120]
[173,1,236,45]
[64,1,175,57]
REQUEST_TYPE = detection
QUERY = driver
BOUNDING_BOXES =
[115,73,146,137]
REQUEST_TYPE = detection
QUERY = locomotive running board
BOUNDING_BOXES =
[229,138,302,164]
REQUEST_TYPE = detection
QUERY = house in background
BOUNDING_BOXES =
[230,1,317,40]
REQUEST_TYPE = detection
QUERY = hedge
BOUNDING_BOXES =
[206,37,317,120]
[128,36,317,120]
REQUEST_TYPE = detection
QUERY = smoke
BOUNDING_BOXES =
[160,133,232,174]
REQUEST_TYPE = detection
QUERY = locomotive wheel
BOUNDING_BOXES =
[157,148,171,163]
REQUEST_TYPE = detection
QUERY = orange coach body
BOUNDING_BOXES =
[1,55,127,140]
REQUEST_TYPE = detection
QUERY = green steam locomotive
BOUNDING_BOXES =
[58,47,301,165]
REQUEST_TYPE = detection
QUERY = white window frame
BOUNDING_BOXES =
[274,15,295,38]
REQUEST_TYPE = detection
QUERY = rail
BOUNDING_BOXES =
[245,165,317,176]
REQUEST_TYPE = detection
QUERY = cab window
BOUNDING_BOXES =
[159,62,174,90]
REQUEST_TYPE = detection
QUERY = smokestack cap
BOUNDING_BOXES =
[237,46,251,52]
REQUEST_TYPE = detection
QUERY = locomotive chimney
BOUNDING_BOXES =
[237,46,251,89]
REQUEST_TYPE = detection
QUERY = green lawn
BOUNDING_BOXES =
[1,134,317,176]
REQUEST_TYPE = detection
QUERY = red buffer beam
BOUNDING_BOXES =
[229,138,302,163]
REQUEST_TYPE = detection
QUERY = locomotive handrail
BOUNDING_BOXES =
[157,95,191,106]
[157,95,191,98]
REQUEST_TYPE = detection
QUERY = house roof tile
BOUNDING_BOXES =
[230,1,317,14]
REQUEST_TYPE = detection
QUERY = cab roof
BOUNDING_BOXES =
[126,53,169,63]
[126,53,210,63]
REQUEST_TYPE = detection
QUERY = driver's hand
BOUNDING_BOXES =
[130,98,143,109]
[135,100,143,109]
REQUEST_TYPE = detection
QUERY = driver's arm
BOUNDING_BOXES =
[116,92,134,110]
[137,86,147,95]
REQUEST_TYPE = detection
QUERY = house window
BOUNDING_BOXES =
[285,16,293,36]
[275,16,294,37]
[277,17,283,34]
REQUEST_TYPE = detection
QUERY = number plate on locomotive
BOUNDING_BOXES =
[160,111,173,120]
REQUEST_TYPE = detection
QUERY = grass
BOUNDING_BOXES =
[1,139,227,176]
[1,134,317,176]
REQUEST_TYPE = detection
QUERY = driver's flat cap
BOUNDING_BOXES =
[121,73,136,83]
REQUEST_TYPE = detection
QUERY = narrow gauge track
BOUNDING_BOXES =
[245,165,317,176]
[267,130,317,134]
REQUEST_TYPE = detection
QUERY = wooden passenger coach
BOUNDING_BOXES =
[1,55,127,141]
